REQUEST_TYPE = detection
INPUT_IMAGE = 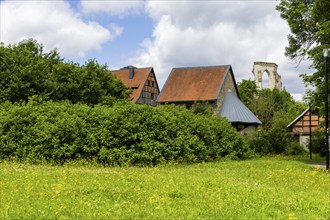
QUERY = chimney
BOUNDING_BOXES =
[129,66,134,79]
[120,65,137,79]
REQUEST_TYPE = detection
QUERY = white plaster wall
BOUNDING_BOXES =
[300,135,310,151]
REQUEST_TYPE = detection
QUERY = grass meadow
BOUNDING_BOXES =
[0,156,329,219]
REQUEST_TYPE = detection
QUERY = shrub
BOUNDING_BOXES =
[284,141,307,155]
[311,129,327,156]
[0,101,251,166]
[191,101,213,115]
[246,128,306,156]
[246,130,272,155]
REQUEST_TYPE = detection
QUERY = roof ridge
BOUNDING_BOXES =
[172,65,231,70]
[287,107,310,128]
[111,66,152,72]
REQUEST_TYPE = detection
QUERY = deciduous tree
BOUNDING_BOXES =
[0,39,129,105]
[276,0,330,113]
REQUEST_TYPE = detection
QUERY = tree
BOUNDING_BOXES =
[276,0,330,114]
[0,39,62,103]
[0,39,129,105]
[248,88,300,129]
[237,80,302,129]
[238,80,307,154]
[237,79,257,110]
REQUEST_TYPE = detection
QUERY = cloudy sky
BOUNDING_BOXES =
[0,0,314,100]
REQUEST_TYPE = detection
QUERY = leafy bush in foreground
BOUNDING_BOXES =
[0,101,251,166]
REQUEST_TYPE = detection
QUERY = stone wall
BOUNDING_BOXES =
[252,62,282,90]
[214,70,237,114]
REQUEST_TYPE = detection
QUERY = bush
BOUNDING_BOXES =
[246,130,272,155]
[311,129,327,156]
[191,101,213,115]
[0,101,251,166]
[284,141,307,155]
[246,128,306,156]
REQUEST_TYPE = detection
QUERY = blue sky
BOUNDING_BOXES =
[0,0,314,100]
[67,0,153,66]
[75,11,153,67]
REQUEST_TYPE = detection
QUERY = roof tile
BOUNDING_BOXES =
[158,66,230,102]
[112,67,151,103]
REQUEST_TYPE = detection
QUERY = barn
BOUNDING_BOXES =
[157,65,261,132]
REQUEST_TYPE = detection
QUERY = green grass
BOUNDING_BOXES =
[0,156,329,219]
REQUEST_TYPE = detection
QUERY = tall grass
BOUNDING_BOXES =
[0,157,329,219]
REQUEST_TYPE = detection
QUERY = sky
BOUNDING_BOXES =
[0,0,314,101]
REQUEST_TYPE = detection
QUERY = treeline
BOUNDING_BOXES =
[0,39,129,105]
[238,80,318,156]
[0,39,252,166]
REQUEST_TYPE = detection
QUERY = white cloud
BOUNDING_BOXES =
[130,1,311,100]
[80,0,144,16]
[145,1,276,29]
[0,0,119,58]
[108,23,124,37]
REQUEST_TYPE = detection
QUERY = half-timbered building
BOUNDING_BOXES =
[287,107,321,147]
[112,66,160,106]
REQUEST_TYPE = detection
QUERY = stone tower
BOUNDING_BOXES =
[252,62,282,90]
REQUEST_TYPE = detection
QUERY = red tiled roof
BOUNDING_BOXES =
[158,65,231,102]
[111,67,152,103]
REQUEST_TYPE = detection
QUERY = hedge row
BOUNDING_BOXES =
[0,101,252,166]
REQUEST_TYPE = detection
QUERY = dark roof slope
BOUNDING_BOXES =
[220,90,262,124]
[157,65,234,102]
[111,67,152,103]
[287,107,310,128]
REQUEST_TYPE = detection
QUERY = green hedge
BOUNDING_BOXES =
[0,101,252,166]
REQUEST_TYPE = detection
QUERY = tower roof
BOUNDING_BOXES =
[220,90,262,125]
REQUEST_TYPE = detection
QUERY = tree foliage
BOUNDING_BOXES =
[191,101,213,115]
[0,39,129,105]
[238,80,307,155]
[238,80,305,129]
[237,79,258,109]
[276,0,330,115]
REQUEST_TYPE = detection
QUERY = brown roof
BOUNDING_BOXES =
[158,65,233,102]
[111,67,152,103]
